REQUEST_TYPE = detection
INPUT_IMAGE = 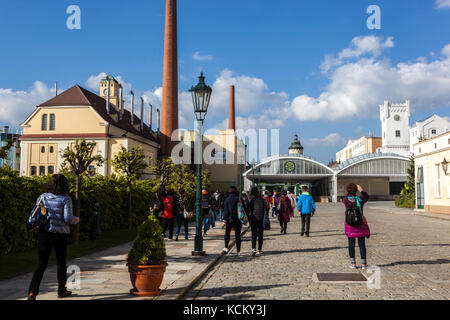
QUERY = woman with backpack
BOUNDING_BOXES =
[277,190,292,234]
[343,183,370,269]
[27,174,80,300]
[247,187,268,256]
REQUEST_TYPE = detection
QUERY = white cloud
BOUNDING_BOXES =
[303,133,346,147]
[209,69,289,116]
[321,36,394,73]
[0,82,55,126]
[436,0,450,9]
[193,51,213,61]
[85,72,107,91]
[292,39,450,122]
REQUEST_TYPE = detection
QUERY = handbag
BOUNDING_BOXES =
[184,209,193,219]
[26,195,49,232]
[263,212,271,230]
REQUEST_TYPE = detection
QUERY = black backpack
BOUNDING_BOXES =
[345,198,363,226]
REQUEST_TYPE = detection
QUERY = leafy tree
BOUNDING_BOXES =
[0,140,14,167]
[151,158,177,188]
[61,139,104,244]
[111,146,149,229]
[395,156,415,208]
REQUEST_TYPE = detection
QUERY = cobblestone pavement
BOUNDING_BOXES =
[0,221,236,300]
[186,203,450,300]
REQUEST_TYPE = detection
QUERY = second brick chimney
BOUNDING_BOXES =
[228,85,236,130]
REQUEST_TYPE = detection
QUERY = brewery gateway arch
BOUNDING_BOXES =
[243,153,409,203]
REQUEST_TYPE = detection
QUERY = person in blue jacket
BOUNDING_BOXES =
[297,186,316,237]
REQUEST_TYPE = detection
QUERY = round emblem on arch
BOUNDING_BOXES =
[284,161,295,173]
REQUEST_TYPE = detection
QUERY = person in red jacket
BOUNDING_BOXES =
[277,190,292,234]
[161,189,175,240]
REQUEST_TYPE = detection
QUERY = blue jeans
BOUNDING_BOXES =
[218,208,223,221]
[175,213,188,238]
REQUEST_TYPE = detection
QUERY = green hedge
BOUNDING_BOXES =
[0,168,158,256]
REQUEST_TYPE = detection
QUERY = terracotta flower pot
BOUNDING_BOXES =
[127,262,168,297]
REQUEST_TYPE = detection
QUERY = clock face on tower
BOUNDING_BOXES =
[284,161,295,173]
[394,114,400,121]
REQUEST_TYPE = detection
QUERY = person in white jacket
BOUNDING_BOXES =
[286,191,297,217]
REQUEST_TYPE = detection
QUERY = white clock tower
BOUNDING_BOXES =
[379,100,410,157]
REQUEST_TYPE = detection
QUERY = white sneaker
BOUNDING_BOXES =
[257,251,263,256]
[222,248,229,253]
[251,249,257,256]
[235,252,240,256]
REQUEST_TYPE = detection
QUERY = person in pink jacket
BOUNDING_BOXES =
[343,183,370,269]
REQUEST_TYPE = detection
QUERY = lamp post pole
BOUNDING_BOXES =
[193,119,205,256]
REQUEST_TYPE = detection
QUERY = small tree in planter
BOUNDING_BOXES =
[127,214,167,296]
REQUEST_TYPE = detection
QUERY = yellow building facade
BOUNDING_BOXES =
[336,136,382,163]
[414,131,450,214]
[20,76,159,178]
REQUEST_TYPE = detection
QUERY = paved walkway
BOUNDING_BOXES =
[186,203,450,300]
[0,220,245,300]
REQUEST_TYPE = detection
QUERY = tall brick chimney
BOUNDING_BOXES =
[228,85,236,130]
[161,0,178,156]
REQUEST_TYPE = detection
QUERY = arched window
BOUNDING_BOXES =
[49,114,55,130]
[49,146,54,153]
[41,114,48,131]
[41,146,45,153]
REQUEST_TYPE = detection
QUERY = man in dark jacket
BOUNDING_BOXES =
[247,187,268,256]
[222,186,242,255]
[201,190,213,235]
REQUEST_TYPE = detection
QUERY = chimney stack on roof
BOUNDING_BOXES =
[130,91,135,125]
[149,103,153,132]
[119,86,123,121]
[106,78,111,114]
[140,97,144,132]
[228,85,236,130]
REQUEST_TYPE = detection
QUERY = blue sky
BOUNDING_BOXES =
[1,0,450,163]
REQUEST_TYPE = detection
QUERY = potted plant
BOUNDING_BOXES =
[127,214,167,297]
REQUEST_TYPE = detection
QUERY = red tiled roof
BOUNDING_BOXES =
[38,85,159,143]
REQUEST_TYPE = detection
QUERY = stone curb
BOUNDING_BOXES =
[174,225,251,300]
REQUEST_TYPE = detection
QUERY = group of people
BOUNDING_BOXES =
[26,172,371,300]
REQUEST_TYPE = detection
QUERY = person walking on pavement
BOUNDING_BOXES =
[161,189,175,240]
[201,190,213,235]
[222,186,242,255]
[27,174,80,300]
[287,191,297,218]
[247,187,268,256]
[297,186,316,237]
[343,183,370,269]
[277,190,292,234]
[175,188,189,241]
[271,191,279,218]
[151,185,165,222]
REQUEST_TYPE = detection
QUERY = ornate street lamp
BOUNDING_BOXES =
[442,158,449,176]
[247,159,257,189]
[190,72,212,256]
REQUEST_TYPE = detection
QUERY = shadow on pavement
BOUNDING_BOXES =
[377,258,450,267]
[189,283,290,299]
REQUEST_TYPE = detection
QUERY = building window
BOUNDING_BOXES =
[395,130,401,137]
[39,166,46,176]
[48,166,54,174]
[435,164,441,198]
[419,148,421,153]
[31,166,37,176]
[431,129,437,135]
[41,146,45,153]
[435,143,437,149]
[50,146,54,153]
[41,114,48,131]
[49,114,55,130]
